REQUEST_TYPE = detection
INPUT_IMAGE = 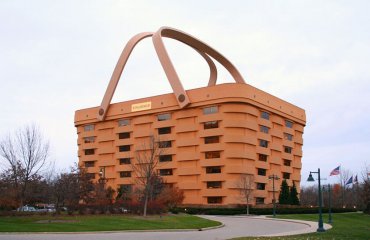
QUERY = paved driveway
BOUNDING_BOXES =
[0,215,331,240]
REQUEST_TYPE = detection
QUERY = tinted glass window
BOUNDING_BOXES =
[159,169,173,176]
[261,112,270,120]
[159,155,172,162]
[257,168,266,176]
[259,140,268,148]
[203,106,218,115]
[205,151,221,159]
[84,125,94,131]
[120,158,131,164]
[159,141,172,148]
[158,127,171,135]
[285,120,293,128]
[118,119,130,126]
[206,166,221,174]
[119,132,130,139]
[205,136,220,144]
[85,149,95,155]
[204,121,219,129]
[119,145,130,152]
[158,113,171,121]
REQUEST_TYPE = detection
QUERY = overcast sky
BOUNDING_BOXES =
[1,0,369,185]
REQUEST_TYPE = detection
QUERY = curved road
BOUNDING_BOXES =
[0,215,331,240]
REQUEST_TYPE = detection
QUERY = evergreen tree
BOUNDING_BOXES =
[279,179,290,204]
[289,182,300,205]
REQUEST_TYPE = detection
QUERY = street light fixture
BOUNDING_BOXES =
[307,168,325,232]
[268,174,280,217]
[99,167,107,184]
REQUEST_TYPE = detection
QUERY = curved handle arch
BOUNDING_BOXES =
[98,27,246,120]
[98,31,219,120]
[152,26,246,107]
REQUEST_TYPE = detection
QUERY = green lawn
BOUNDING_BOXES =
[232,212,370,240]
[0,214,221,232]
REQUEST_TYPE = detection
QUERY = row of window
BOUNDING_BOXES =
[256,168,291,179]
[84,108,294,136]
[260,111,294,129]
[84,124,294,145]
[86,151,293,167]
[84,106,219,133]
[118,167,291,179]
[258,154,291,166]
[259,125,294,141]
[85,139,292,154]
[258,140,293,153]
[207,197,265,204]
[116,185,264,205]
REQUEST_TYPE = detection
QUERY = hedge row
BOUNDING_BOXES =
[171,207,357,215]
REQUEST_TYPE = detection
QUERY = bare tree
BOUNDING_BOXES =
[361,162,370,213]
[0,125,50,207]
[300,185,317,206]
[131,135,165,216]
[236,174,254,215]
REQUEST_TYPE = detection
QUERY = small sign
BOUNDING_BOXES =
[131,101,152,112]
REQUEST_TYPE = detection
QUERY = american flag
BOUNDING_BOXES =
[329,166,340,176]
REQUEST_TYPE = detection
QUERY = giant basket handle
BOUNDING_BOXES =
[98,27,245,120]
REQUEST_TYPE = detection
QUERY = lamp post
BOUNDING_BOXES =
[99,167,107,184]
[269,174,280,217]
[327,184,332,224]
[307,168,325,232]
[322,184,333,223]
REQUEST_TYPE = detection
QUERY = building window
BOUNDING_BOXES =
[159,155,172,162]
[283,172,290,179]
[120,171,131,178]
[206,166,221,174]
[283,159,291,166]
[261,111,270,120]
[86,173,95,179]
[159,141,172,148]
[158,127,171,135]
[258,154,268,162]
[205,151,221,159]
[159,169,173,176]
[260,125,269,133]
[204,121,219,129]
[257,168,266,176]
[119,145,131,152]
[158,113,171,121]
[203,106,218,115]
[207,197,222,204]
[119,158,131,164]
[259,139,268,148]
[284,146,292,154]
[118,119,130,126]
[256,183,266,190]
[84,125,94,131]
[256,197,265,205]
[119,132,130,139]
[85,149,95,155]
[84,136,95,143]
[284,133,293,141]
[84,161,95,167]
[120,184,132,193]
[207,181,222,189]
[204,136,220,144]
[285,120,293,128]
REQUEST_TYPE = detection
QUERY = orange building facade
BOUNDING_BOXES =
[74,27,306,206]
[75,83,305,206]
